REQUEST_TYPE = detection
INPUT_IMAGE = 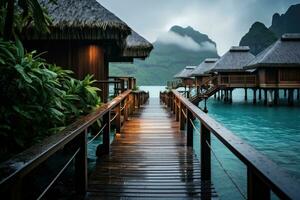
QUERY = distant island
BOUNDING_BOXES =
[110,26,219,85]
[240,3,300,55]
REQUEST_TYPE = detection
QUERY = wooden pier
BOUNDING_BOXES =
[1,89,300,200]
[87,98,217,199]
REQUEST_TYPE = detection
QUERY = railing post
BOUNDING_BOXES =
[247,169,270,200]
[124,98,128,121]
[75,129,87,195]
[186,110,193,147]
[201,123,211,182]
[138,92,141,109]
[179,102,185,130]
[175,99,179,121]
[10,179,22,200]
[115,103,121,133]
[102,111,111,155]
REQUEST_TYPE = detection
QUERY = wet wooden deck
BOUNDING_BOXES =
[86,98,217,199]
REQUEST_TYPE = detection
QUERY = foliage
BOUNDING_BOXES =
[133,85,139,91]
[0,39,100,159]
[0,0,55,39]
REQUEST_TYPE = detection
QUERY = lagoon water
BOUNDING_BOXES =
[141,86,300,199]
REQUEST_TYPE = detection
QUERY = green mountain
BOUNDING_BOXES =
[110,26,219,85]
[239,22,277,55]
[239,4,300,55]
[270,4,300,37]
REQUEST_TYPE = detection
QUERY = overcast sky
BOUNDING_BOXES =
[99,0,300,55]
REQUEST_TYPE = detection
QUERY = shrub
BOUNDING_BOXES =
[0,39,101,160]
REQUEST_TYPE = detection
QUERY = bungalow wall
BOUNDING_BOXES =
[195,76,211,87]
[217,72,257,88]
[258,68,300,88]
[24,40,109,102]
[183,79,194,87]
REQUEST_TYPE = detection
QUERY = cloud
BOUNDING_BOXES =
[156,31,216,52]
[99,0,300,54]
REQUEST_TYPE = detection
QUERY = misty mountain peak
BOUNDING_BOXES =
[169,25,216,47]
[270,3,300,37]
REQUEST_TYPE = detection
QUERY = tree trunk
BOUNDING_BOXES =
[4,0,15,40]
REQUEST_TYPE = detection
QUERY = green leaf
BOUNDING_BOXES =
[14,64,32,83]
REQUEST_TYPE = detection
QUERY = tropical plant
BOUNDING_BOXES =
[1,0,54,40]
[0,39,101,160]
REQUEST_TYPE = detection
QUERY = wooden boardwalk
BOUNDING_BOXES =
[86,98,217,199]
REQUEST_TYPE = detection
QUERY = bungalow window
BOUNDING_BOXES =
[280,69,300,82]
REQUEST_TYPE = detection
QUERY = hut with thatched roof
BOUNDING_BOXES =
[174,66,196,87]
[245,33,300,88]
[245,33,300,105]
[210,46,256,88]
[23,0,152,102]
[190,58,218,90]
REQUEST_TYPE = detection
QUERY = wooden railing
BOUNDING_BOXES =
[160,90,300,200]
[0,90,149,200]
[219,75,257,87]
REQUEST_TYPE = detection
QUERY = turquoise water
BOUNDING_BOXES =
[143,86,300,199]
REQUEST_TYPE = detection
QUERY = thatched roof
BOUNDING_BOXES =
[26,0,131,40]
[211,46,255,72]
[123,31,153,58]
[190,58,219,77]
[245,34,300,69]
[174,66,196,79]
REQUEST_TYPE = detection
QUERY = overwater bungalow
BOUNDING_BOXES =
[189,47,256,104]
[174,66,196,85]
[245,33,300,105]
[190,58,219,93]
[23,0,152,102]
[210,46,256,88]
[173,66,196,96]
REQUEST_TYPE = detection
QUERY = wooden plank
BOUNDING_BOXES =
[87,98,217,199]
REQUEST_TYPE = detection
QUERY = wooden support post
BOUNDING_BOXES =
[264,89,267,106]
[100,111,111,155]
[186,110,194,147]
[253,89,257,104]
[274,89,279,105]
[229,89,233,104]
[115,104,121,133]
[247,169,270,200]
[221,90,224,100]
[284,89,287,98]
[201,123,211,182]
[75,130,87,195]
[217,91,220,100]
[179,104,185,130]
[245,88,248,101]
[259,89,262,100]
[288,89,294,106]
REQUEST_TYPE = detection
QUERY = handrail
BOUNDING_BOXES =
[160,90,300,200]
[0,90,130,184]
[0,89,149,199]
